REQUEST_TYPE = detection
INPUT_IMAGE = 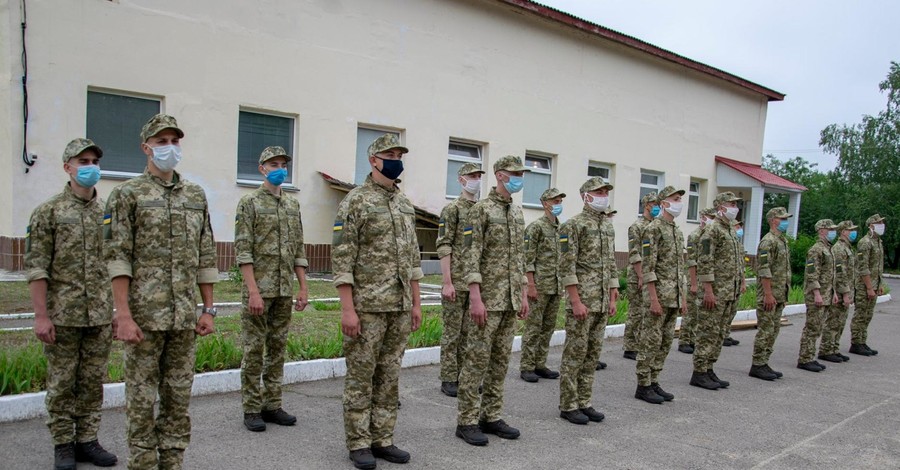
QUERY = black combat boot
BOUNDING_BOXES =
[520,370,539,383]
[634,385,665,404]
[849,343,873,356]
[478,419,520,439]
[579,407,605,422]
[818,353,843,363]
[243,412,266,432]
[595,361,607,370]
[349,448,377,469]
[838,353,850,362]
[455,425,488,446]
[441,381,458,397]
[261,407,297,426]
[678,343,694,354]
[863,344,878,355]
[690,371,721,390]
[371,444,410,464]
[651,383,675,401]
[763,364,783,378]
[74,440,117,467]
[623,350,637,360]
[534,367,560,379]
[707,369,729,388]
[559,409,589,425]
[54,442,76,470]
[749,364,777,381]
[797,361,823,372]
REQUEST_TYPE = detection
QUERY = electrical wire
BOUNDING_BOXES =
[21,0,34,171]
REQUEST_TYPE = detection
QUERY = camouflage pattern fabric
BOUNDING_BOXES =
[558,310,608,411]
[343,311,410,450]
[524,215,561,294]
[558,206,618,311]
[798,305,827,363]
[752,304,784,366]
[679,226,705,347]
[693,299,736,372]
[803,238,835,305]
[44,325,111,445]
[751,230,792,365]
[241,296,293,413]
[124,330,196,470]
[436,197,476,291]
[440,291,470,382]
[456,310,518,425]
[851,231,884,344]
[332,175,424,311]
[519,293,561,371]
[25,183,111,326]
[636,307,678,386]
[622,216,651,352]
[436,197,475,382]
[820,238,856,355]
[234,187,308,298]
[104,170,219,331]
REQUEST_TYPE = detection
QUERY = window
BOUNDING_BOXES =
[523,154,552,207]
[237,110,295,183]
[446,141,482,197]
[687,181,701,222]
[86,90,160,176]
[355,127,400,185]
[588,162,612,182]
[638,170,664,214]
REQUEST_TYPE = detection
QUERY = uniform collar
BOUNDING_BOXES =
[488,187,512,205]
[582,204,604,220]
[658,217,676,226]
[144,168,182,189]
[63,182,97,205]
[255,186,282,200]
[543,213,559,227]
[364,174,398,196]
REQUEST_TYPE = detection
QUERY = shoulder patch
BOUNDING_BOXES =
[805,258,816,274]
[103,214,112,240]
[332,219,344,245]
[559,233,569,253]
[438,217,446,238]
[642,238,651,257]
[464,226,473,248]
[701,238,711,255]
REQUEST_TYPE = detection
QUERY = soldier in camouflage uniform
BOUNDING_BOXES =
[437,162,485,397]
[749,207,792,381]
[455,155,529,446]
[723,220,747,347]
[691,192,744,390]
[520,187,566,383]
[333,134,423,469]
[105,115,219,470]
[796,219,838,372]
[556,177,618,425]
[679,208,715,354]
[26,138,117,470]
[621,192,659,361]
[850,214,887,356]
[235,146,309,432]
[634,186,686,404]
[818,220,857,363]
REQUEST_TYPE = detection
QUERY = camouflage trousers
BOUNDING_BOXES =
[457,310,517,426]
[850,291,877,344]
[125,329,196,470]
[240,296,292,413]
[678,290,699,346]
[559,310,608,411]
[820,302,850,356]
[635,307,677,386]
[343,311,410,451]
[692,299,735,372]
[751,302,784,366]
[439,291,470,382]
[622,283,644,351]
[798,304,828,363]
[519,293,560,372]
[44,324,112,445]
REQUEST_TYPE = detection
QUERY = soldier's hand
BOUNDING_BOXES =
[518,297,529,320]
[114,316,144,344]
[341,308,361,338]
[681,302,688,315]
[764,293,776,312]
[442,283,456,302]
[572,301,588,320]
[526,283,538,302]
[832,293,839,305]
[637,276,643,291]
[649,299,663,316]
[248,291,265,316]
[814,292,824,307]
[740,281,747,294]
[867,288,877,300]
[690,283,698,294]
[470,299,487,327]
[411,306,422,332]
[295,288,309,312]
[195,313,215,336]
[842,293,851,306]
[33,316,56,345]
[608,298,617,317]
[878,286,885,296]
[702,291,717,310]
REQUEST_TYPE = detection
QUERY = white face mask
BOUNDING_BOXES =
[721,206,739,221]
[149,144,182,172]
[584,194,609,212]
[873,223,885,236]
[461,177,480,195]
[664,201,683,218]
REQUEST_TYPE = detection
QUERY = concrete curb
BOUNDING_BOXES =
[0,294,890,423]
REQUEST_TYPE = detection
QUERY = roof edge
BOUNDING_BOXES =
[715,156,808,192]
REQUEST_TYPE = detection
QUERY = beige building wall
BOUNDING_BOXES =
[1,0,771,257]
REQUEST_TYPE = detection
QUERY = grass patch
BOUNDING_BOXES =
[0,341,47,395]
[209,279,338,303]
[0,282,32,314]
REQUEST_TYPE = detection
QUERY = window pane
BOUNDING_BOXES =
[86,91,160,174]
[524,172,550,205]
[355,128,398,185]
[525,155,551,171]
[588,165,609,179]
[446,160,466,196]
[640,173,658,185]
[688,194,699,220]
[237,111,294,182]
[638,186,658,213]
[690,182,700,193]
[449,142,480,160]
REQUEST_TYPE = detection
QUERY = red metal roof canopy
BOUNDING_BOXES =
[715,156,807,192]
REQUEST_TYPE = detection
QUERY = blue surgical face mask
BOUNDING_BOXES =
[849,230,858,242]
[503,175,524,194]
[650,205,661,218]
[736,228,744,239]
[74,165,101,188]
[265,168,288,186]
[550,204,563,217]
[827,230,837,241]
[777,220,789,233]
[376,157,404,180]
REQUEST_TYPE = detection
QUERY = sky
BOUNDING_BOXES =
[538,0,900,172]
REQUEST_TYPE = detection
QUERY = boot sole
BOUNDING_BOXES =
[559,413,589,425]
[480,428,520,439]
[441,389,458,397]
[689,381,721,390]
[349,457,377,470]
[455,429,488,446]
[371,450,411,464]
[634,394,665,404]
[749,372,777,381]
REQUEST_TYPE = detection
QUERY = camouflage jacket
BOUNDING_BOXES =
[25,184,111,327]
[831,238,856,295]
[461,187,526,312]
[756,231,791,302]
[697,216,743,301]
[686,226,705,269]
[641,218,686,308]
[105,170,218,331]
[803,239,835,304]
[626,216,652,285]
[855,233,884,291]
[524,214,561,295]
[332,175,423,313]
[558,205,617,311]
[234,187,308,298]
[435,196,476,291]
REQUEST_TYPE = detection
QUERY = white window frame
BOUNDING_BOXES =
[638,170,664,215]
[354,125,402,185]
[687,180,702,222]
[236,107,298,190]
[523,153,553,209]
[587,161,612,183]
[86,88,162,179]
[445,140,483,199]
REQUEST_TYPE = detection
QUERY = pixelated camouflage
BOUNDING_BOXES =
[836,220,858,232]
[439,290,470,382]
[539,187,566,201]
[623,215,652,352]
[814,219,838,230]
[241,297,293,413]
[140,114,184,142]
[457,309,518,425]
[865,213,885,226]
[766,207,792,220]
[457,162,485,176]
[852,227,884,344]
[751,229,791,365]
[436,197,476,291]
[798,305,827,363]
[521,213,563,371]
[713,191,741,207]
[803,237,835,304]
[558,206,617,312]
[636,307,678,386]
[558,310,607,411]
[656,185,685,201]
[820,237,856,356]
[579,176,613,193]
[492,155,528,173]
[258,145,292,164]
[641,191,659,206]
[436,196,476,382]
[62,137,103,163]
[520,292,560,372]
[679,225,706,347]
[367,133,408,156]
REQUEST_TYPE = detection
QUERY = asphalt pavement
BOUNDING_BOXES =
[2,279,898,469]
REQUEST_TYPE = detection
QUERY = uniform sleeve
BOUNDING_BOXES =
[462,205,485,286]
[642,225,660,284]
[524,221,540,273]
[756,237,773,279]
[435,204,456,259]
[407,204,424,282]
[856,239,871,277]
[234,197,254,266]
[24,204,53,283]
[558,221,578,287]
[294,207,309,269]
[805,246,822,291]
[697,228,717,283]
[833,246,851,294]
[628,222,643,265]
[104,187,135,280]
[686,232,698,268]
[605,223,618,290]
[196,196,219,284]
[331,195,358,287]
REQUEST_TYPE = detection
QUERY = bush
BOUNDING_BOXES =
[788,234,817,287]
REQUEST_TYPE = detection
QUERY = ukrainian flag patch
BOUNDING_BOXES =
[332,219,344,245]
[463,226,473,247]
[438,218,446,237]
[642,238,651,256]
[103,214,112,225]
[559,234,568,252]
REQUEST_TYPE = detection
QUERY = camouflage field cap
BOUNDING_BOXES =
[657,185,685,201]
[579,176,614,193]
[140,114,184,142]
[605,208,618,215]
[713,191,742,207]
[641,191,659,206]
[457,162,485,177]
[700,208,717,218]
[367,133,408,156]
[259,146,292,164]
[493,155,529,173]
[814,219,838,230]
[540,187,566,201]
[732,220,743,227]
[866,214,886,226]
[836,220,858,232]
[62,137,103,163]
[766,207,793,220]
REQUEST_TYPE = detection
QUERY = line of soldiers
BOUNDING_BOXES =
[26,119,889,470]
